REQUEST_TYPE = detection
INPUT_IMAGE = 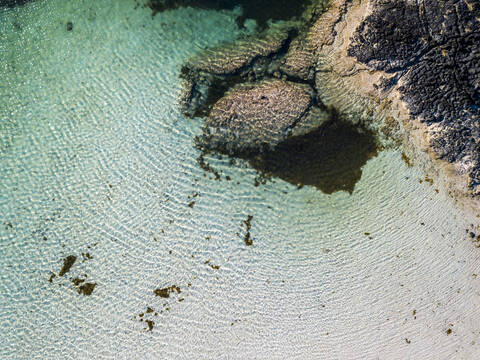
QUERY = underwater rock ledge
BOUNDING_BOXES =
[180,0,480,205]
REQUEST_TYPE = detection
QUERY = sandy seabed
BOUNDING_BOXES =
[0,1,479,359]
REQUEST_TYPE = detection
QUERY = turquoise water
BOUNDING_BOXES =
[1,1,480,359]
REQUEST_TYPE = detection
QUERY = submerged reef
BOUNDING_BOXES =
[180,0,480,201]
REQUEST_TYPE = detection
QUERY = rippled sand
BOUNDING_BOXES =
[1,1,479,359]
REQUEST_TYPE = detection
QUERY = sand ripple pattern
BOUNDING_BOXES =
[0,1,479,359]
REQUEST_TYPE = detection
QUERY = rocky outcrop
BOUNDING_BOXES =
[180,0,480,203]
[347,0,480,194]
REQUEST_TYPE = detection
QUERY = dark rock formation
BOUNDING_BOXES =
[348,0,480,192]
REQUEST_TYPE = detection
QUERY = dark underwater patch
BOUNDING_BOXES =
[249,120,379,194]
[147,0,313,29]
[0,0,31,7]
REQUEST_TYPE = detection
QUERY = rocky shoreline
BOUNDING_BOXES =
[180,0,480,210]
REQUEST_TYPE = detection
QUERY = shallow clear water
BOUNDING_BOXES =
[1,1,480,359]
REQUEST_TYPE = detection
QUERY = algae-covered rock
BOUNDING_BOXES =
[202,79,316,154]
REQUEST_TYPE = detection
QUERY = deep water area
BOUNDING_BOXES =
[1,1,480,359]
[147,0,314,29]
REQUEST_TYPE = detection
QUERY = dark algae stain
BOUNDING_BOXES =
[0,0,32,7]
[66,21,73,31]
[145,319,154,331]
[401,152,413,167]
[134,306,161,331]
[197,151,221,180]
[51,253,97,296]
[154,285,181,298]
[249,120,379,194]
[147,0,313,29]
[243,215,253,246]
[204,259,220,270]
[58,255,76,276]
[81,252,93,262]
[71,277,85,286]
[77,282,96,296]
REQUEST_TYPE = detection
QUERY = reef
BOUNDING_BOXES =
[180,0,480,201]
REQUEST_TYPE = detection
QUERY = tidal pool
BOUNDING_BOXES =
[1,1,479,359]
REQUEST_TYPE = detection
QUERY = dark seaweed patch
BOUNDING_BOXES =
[249,120,379,194]
[197,151,222,180]
[147,0,313,29]
[71,277,85,286]
[134,306,160,331]
[58,255,76,276]
[204,259,220,270]
[401,152,413,167]
[243,215,253,246]
[48,273,56,283]
[154,285,181,298]
[145,319,154,331]
[77,282,96,296]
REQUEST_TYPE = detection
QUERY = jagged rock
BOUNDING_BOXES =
[347,0,480,194]
[308,0,480,200]
[202,79,317,154]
